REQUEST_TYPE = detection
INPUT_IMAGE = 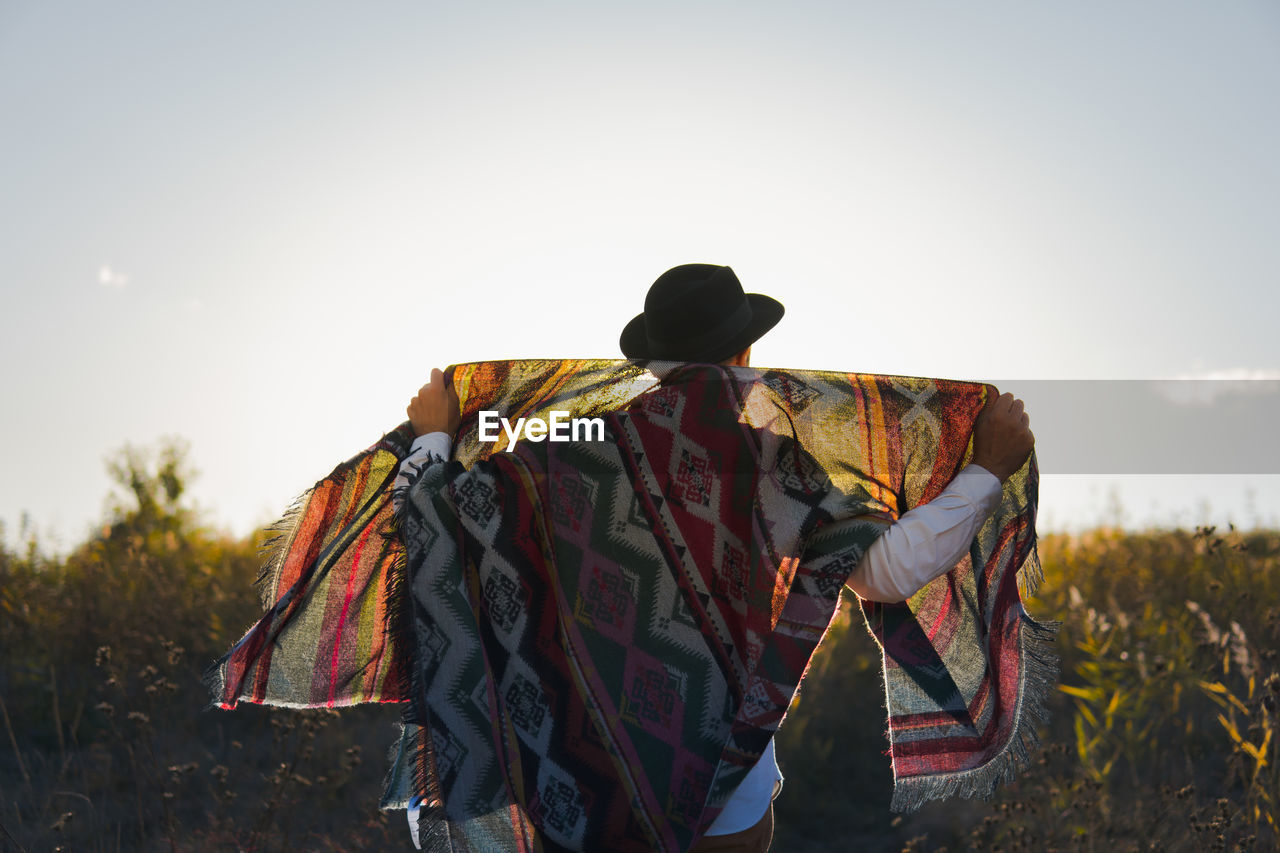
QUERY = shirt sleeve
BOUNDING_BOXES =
[392,432,453,514]
[846,464,1004,603]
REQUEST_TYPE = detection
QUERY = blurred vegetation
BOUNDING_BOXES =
[0,440,404,852]
[774,524,1279,852]
[1,439,1277,851]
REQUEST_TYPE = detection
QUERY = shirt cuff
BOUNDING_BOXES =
[953,463,1004,518]
[411,432,452,462]
[392,433,454,514]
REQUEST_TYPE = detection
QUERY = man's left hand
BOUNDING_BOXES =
[407,368,461,437]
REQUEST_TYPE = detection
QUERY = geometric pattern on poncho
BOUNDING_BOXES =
[203,358,1056,853]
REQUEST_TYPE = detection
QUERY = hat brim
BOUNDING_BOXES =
[619,293,784,363]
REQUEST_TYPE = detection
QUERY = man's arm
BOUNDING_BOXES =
[846,390,1035,603]
[392,369,462,520]
[846,464,1002,602]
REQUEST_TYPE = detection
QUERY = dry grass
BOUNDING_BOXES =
[2,441,1276,851]
[0,441,405,851]
[774,524,1279,852]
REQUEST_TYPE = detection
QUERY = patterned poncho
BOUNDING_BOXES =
[203,359,1056,852]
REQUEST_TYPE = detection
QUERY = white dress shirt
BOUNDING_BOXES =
[395,431,1002,847]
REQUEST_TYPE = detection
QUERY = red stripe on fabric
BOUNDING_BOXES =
[326,512,375,707]
[892,675,992,732]
[219,618,271,707]
[890,517,1027,769]
[924,578,953,641]
[307,459,375,701]
[250,479,344,702]
[612,412,741,704]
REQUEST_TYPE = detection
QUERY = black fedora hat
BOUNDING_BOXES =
[619,264,784,363]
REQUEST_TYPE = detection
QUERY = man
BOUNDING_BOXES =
[397,264,1034,852]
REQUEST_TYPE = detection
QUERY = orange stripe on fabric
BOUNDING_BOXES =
[771,556,799,630]
[277,479,338,597]
[853,375,894,514]
[252,477,345,701]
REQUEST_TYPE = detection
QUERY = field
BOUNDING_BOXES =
[1,443,1275,852]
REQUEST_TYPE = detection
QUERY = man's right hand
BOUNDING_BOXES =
[970,389,1035,483]
[407,368,462,438]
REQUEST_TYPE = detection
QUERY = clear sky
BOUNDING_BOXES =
[3,1,1279,553]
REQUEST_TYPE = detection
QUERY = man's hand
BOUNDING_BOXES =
[971,389,1035,483]
[407,368,461,437]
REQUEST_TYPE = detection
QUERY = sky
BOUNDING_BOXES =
[3,1,1279,554]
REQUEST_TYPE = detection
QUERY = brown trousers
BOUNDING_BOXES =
[686,801,775,853]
